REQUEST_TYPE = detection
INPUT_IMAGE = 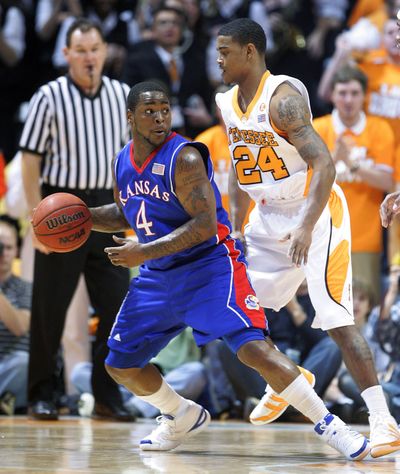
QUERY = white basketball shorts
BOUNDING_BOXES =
[244,184,354,331]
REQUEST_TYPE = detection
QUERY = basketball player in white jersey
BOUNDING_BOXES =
[216,18,400,458]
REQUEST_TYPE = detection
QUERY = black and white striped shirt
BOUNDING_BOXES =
[19,75,130,190]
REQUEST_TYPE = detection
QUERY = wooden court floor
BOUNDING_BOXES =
[1,417,400,474]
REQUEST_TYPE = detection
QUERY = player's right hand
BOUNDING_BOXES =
[380,192,400,228]
[29,210,52,254]
[31,229,52,255]
[281,226,313,267]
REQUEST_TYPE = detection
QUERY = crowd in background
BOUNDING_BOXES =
[1,0,400,425]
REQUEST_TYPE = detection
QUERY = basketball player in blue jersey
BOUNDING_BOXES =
[216,18,400,459]
[88,81,369,459]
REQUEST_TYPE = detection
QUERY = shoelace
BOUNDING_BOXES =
[150,415,176,439]
[327,423,364,454]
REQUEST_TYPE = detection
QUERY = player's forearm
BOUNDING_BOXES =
[141,212,216,260]
[90,203,131,232]
[300,161,335,230]
[228,165,251,232]
[21,152,42,216]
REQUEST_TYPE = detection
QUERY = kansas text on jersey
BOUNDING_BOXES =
[114,132,231,269]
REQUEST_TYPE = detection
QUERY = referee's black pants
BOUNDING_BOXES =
[28,186,130,406]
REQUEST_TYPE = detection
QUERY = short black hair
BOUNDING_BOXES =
[218,18,266,55]
[153,5,187,26]
[127,81,170,111]
[66,18,105,47]
[0,214,21,249]
[331,65,368,93]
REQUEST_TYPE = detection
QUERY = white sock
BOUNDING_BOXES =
[361,385,391,417]
[279,374,329,424]
[136,379,189,416]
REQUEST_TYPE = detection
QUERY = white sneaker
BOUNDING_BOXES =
[139,401,211,451]
[369,413,400,458]
[249,366,315,425]
[314,413,369,461]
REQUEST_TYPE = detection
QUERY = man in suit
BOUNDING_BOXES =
[121,5,213,138]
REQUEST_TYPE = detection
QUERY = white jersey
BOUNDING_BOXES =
[216,71,313,205]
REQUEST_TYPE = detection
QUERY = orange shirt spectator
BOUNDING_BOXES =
[314,113,394,253]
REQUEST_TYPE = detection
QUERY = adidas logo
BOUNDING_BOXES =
[113,333,121,342]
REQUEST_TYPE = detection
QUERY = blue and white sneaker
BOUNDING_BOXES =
[140,401,211,451]
[314,413,369,461]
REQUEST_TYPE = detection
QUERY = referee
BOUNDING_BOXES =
[19,18,131,421]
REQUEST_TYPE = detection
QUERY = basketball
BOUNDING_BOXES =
[32,193,93,253]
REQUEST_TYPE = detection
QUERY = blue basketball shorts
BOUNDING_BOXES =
[106,238,268,369]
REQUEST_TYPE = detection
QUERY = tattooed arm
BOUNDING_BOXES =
[104,146,217,267]
[90,202,130,232]
[270,82,336,266]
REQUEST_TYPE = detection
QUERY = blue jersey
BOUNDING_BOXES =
[114,132,232,269]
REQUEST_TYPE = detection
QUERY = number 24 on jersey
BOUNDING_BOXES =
[233,145,289,185]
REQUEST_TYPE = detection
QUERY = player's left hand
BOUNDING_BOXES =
[280,227,313,267]
[104,235,143,268]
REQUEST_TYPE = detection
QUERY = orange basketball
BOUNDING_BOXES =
[32,193,93,253]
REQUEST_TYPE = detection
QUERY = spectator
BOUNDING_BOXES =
[0,0,27,162]
[35,0,83,83]
[314,65,394,304]
[0,215,32,415]
[19,18,131,421]
[71,328,209,418]
[318,16,400,145]
[262,0,350,116]
[52,0,141,77]
[121,5,213,138]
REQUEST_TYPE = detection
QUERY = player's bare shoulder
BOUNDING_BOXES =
[175,145,208,187]
[270,82,311,136]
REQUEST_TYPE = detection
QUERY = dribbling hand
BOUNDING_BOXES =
[104,235,142,268]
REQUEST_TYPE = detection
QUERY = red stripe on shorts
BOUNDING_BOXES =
[224,238,266,329]
[216,221,230,243]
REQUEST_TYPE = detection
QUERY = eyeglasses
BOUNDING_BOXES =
[154,19,183,27]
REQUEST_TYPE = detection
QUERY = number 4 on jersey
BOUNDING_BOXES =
[136,201,155,236]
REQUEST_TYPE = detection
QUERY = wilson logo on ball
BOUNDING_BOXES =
[32,192,93,253]
[45,211,86,230]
